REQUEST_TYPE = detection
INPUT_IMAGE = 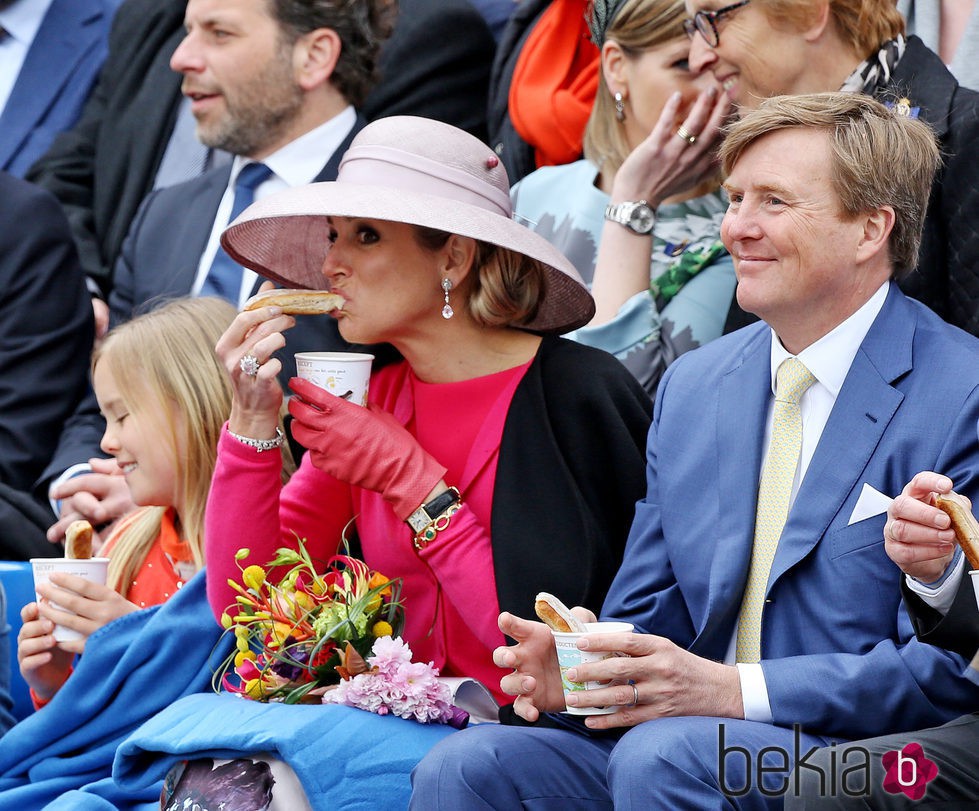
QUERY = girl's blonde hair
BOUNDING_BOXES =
[93,298,236,593]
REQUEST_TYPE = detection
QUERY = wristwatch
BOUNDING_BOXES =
[406,487,461,534]
[604,200,656,234]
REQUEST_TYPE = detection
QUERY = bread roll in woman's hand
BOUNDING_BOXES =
[242,289,345,315]
[65,519,94,559]
[934,492,979,570]
[534,592,587,633]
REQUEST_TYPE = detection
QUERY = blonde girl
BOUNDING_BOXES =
[16,298,251,707]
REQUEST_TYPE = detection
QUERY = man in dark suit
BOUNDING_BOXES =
[40,0,395,545]
[0,0,120,177]
[785,471,979,808]
[25,0,494,338]
[410,93,979,809]
[0,172,93,559]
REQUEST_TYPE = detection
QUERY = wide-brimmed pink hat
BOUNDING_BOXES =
[220,116,595,333]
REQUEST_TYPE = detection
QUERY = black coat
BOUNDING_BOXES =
[492,335,652,619]
[889,36,979,336]
[0,174,94,556]
[903,574,979,660]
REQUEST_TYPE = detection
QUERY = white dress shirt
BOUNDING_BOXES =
[731,281,890,723]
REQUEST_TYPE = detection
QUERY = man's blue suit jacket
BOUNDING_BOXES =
[603,284,979,740]
[0,0,120,177]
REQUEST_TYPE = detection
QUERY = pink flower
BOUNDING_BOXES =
[323,637,467,727]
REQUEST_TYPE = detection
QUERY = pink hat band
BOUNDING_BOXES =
[337,144,513,219]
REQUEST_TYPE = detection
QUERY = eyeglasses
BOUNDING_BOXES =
[683,1,751,48]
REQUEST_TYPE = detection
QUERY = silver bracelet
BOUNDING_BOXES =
[227,426,285,453]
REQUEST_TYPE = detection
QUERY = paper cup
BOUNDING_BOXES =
[30,558,110,642]
[552,621,634,715]
[971,570,979,613]
[295,352,374,407]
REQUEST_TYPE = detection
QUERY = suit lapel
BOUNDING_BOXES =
[156,169,231,298]
[698,327,772,647]
[0,0,105,167]
[768,286,914,587]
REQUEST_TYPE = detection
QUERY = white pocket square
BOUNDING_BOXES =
[848,483,893,525]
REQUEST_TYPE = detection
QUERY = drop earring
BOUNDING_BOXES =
[614,92,625,122]
[441,277,453,319]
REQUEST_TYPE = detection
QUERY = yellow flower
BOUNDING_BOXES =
[294,591,315,611]
[242,565,266,591]
[244,678,264,699]
[234,625,250,653]
[269,621,293,646]
[234,650,256,668]
[372,620,394,637]
[220,612,233,630]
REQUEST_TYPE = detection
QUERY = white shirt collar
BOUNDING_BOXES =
[228,106,357,189]
[0,0,54,45]
[768,281,890,396]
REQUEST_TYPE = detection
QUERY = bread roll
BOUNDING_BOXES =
[935,492,979,570]
[534,592,587,633]
[65,519,94,560]
[243,289,345,315]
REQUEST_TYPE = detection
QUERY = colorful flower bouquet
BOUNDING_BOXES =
[214,538,468,727]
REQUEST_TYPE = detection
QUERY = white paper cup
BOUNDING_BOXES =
[30,558,110,642]
[971,570,979,613]
[295,352,374,407]
[552,621,634,715]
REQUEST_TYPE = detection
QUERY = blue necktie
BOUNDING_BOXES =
[200,162,273,302]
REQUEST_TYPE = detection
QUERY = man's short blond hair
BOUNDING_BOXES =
[720,92,939,278]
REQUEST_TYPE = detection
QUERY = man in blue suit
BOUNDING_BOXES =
[410,93,979,809]
[0,0,120,177]
[39,0,396,545]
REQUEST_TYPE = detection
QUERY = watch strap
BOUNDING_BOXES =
[406,486,461,533]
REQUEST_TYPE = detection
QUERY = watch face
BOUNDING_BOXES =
[629,204,655,233]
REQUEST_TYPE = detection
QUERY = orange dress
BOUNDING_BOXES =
[102,508,197,607]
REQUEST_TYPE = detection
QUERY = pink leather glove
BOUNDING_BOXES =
[288,377,447,520]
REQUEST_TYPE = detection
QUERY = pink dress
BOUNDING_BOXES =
[206,359,531,703]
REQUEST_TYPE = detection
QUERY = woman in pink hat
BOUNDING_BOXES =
[206,114,651,701]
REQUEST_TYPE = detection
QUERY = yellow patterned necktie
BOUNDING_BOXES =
[736,357,816,663]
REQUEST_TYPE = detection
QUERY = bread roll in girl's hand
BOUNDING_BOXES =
[242,289,345,315]
[534,592,587,633]
[934,492,979,570]
[64,519,94,560]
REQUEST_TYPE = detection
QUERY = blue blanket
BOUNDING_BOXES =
[0,572,230,810]
[0,570,459,809]
[116,695,456,810]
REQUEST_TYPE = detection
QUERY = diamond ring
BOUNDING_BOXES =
[239,353,261,377]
